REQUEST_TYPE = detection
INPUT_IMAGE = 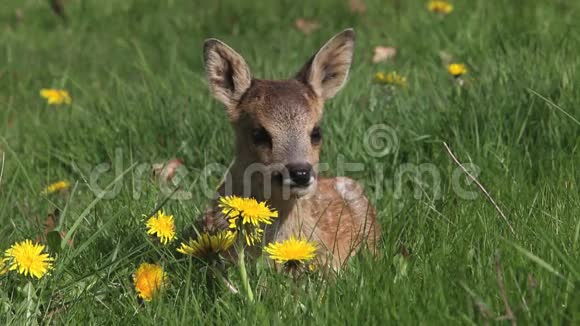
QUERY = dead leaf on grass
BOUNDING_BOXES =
[152,159,183,183]
[294,18,320,35]
[372,46,397,63]
[349,0,367,14]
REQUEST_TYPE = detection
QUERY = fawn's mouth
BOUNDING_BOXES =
[285,176,316,197]
[290,184,315,198]
[271,172,316,197]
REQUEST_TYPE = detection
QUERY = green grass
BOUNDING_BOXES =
[1,0,579,324]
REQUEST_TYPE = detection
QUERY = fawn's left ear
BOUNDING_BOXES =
[203,39,252,117]
[295,29,356,100]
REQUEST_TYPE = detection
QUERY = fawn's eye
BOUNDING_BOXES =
[311,126,322,144]
[251,127,272,146]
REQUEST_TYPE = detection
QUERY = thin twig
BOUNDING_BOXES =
[0,152,5,190]
[220,275,239,294]
[527,88,580,126]
[146,186,180,218]
[495,252,517,326]
[460,282,492,325]
[443,142,515,235]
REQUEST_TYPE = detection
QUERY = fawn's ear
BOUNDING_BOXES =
[295,29,355,100]
[203,39,252,115]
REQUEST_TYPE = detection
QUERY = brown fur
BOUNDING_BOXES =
[201,29,380,269]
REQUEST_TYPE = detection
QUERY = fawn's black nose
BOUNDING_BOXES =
[286,163,313,187]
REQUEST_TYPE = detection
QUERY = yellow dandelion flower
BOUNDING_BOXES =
[374,72,386,82]
[374,71,407,87]
[226,215,265,246]
[3,240,54,279]
[428,1,453,15]
[177,230,236,259]
[40,89,72,105]
[133,262,167,302]
[308,263,317,272]
[42,180,70,195]
[219,196,278,226]
[264,236,317,265]
[447,63,468,77]
[145,210,176,245]
[219,196,278,246]
[242,227,264,246]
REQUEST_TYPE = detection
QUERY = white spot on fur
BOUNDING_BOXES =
[334,177,361,201]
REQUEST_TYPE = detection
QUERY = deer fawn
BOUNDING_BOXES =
[201,29,380,269]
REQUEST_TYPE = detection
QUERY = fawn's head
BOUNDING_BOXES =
[203,29,355,198]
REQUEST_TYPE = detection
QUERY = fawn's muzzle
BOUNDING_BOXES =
[286,163,313,187]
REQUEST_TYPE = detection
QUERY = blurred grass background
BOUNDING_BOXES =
[0,0,579,324]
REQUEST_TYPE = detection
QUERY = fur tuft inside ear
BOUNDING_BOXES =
[295,29,356,100]
[203,39,252,116]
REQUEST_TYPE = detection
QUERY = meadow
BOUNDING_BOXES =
[0,0,579,324]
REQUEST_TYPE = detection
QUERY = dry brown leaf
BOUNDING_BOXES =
[439,50,453,65]
[294,18,320,35]
[36,209,73,247]
[527,274,538,288]
[372,46,397,63]
[399,242,410,258]
[49,0,67,21]
[14,9,23,22]
[349,0,367,14]
[153,159,183,182]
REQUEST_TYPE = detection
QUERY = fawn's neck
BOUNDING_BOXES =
[225,161,303,221]
[221,160,319,242]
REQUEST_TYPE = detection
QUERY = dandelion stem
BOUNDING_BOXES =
[237,247,254,302]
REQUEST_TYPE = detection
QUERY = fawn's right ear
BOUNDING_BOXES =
[203,39,252,117]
